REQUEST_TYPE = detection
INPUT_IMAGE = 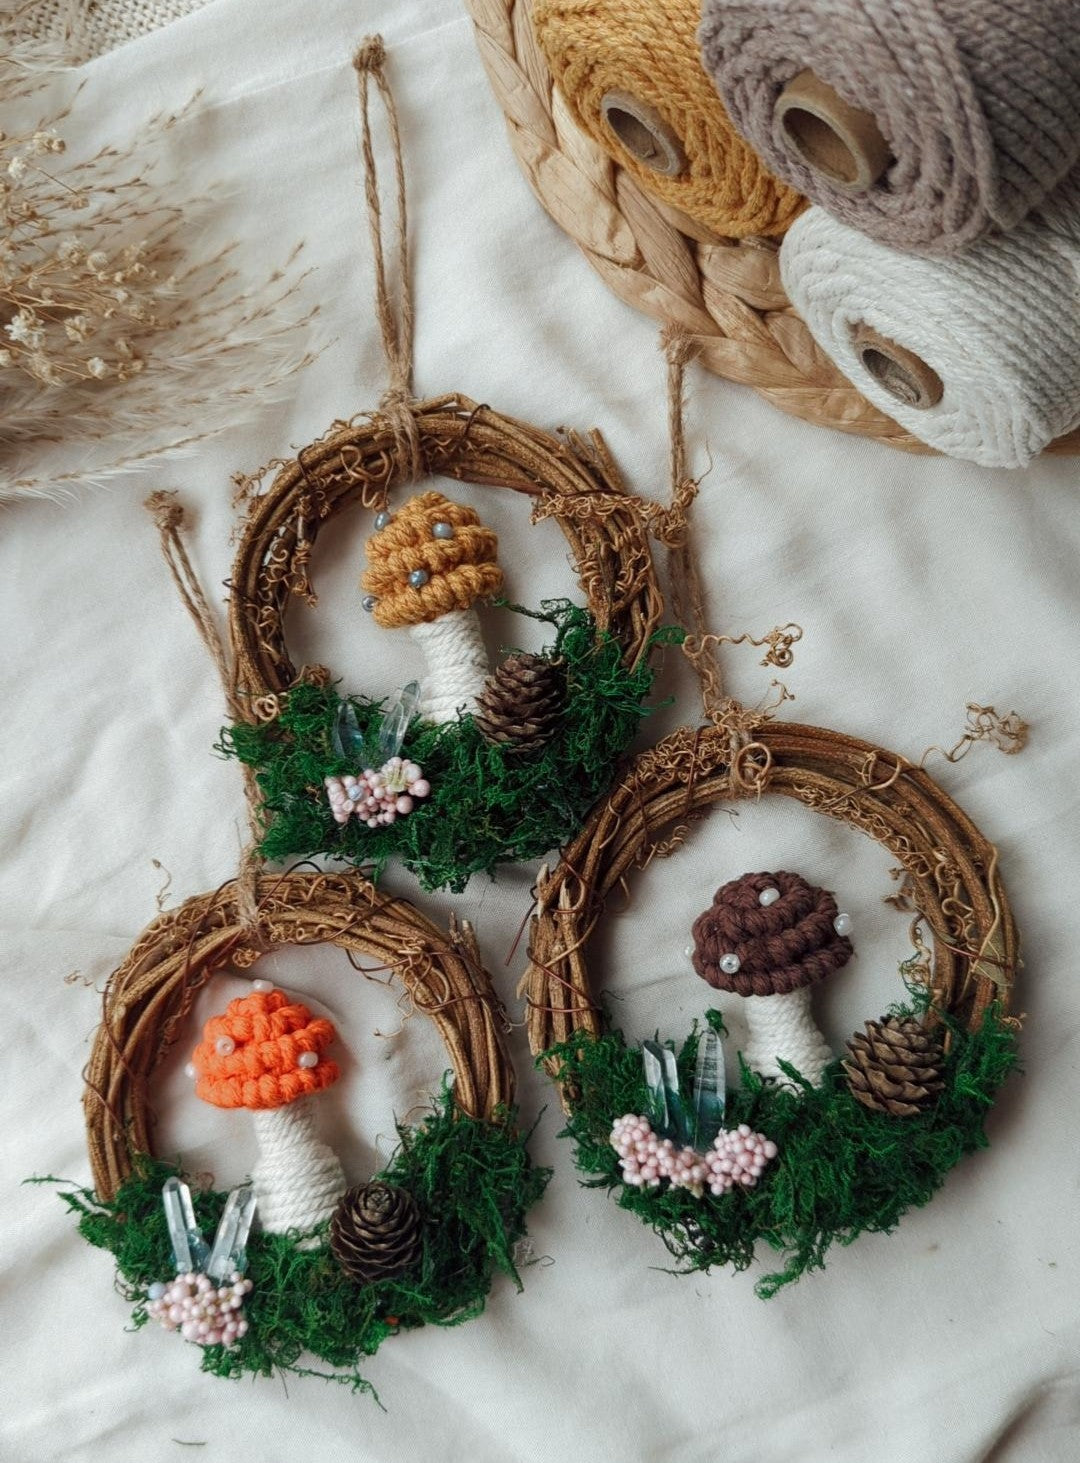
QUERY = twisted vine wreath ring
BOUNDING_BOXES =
[523,675,1020,1296]
[71,868,548,1389]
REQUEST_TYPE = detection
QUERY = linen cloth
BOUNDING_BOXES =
[2,2,1078,1459]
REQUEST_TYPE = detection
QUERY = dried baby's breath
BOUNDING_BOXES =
[0,13,320,501]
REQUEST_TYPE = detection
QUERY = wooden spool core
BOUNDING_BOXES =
[600,90,686,176]
[774,70,892,193]
[854,325,944,410]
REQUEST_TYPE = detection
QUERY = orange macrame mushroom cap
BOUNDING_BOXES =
[360,490,503,629]
[191,987,339,1111]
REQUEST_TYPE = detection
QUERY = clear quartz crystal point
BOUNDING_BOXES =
[641,1041,670,1135]
[642,1041,690,1144]
[376,680,421,763]
[206,1185,256,1282]
[162,1177,210,1275]
[691,1028,726,1152]
[332,700,369,765]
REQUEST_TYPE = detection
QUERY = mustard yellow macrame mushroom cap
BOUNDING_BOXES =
[361,491,503,629]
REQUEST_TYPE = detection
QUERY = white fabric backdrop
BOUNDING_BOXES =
[2,2,1079,1459]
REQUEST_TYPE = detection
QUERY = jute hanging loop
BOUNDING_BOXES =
[354,38,422,484]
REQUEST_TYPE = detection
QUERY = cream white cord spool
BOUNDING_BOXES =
[251,1100,347,1241]
[411,608,490,723]
[740,990,833,1088]
[779,188,1080,467]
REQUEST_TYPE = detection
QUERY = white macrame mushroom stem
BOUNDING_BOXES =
[410,606,490,723]
[251,1098,346,1244]
[741,988,833,1088]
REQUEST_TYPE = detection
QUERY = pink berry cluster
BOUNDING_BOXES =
[146,1271,253,1348]
[610,1114,779,1198]
[325,757,431,827]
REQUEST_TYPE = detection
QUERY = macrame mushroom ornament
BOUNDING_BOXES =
[189,981,347,1237]
[360,491,503,723]
[691,871,854,1088]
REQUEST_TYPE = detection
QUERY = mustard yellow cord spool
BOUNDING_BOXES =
[531,0,804,239]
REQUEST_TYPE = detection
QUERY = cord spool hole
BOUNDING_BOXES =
[854,326,944,410]
[774,70,891,193]
[600,90,686,176]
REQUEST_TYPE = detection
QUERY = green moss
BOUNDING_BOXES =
[218,601,679,892]
[57,1093,550,1391]
[545,998,1019,1297]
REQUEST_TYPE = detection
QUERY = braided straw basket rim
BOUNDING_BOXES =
[84,870,514,1202]
[228,393,664,720]
[523,720,1016,1106]
[465,0,1080,459]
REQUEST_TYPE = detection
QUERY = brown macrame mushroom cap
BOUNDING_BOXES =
[360,490,503,629]
[691,870,853,997]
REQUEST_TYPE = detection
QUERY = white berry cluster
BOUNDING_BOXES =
[325,757,431,827]
[146,1271,253,1348]
[610,1114,778,1198]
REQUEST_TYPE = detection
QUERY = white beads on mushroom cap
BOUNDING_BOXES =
[758,887,781,907]
[297,1050,319,1069]
[833,913,853,937]
[251,979,273,994]
[215,1036,235,1056]
[719,953,741,975]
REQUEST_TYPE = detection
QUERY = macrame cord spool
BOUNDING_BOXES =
[465,0,1080,460]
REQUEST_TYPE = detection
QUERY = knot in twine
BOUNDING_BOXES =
[234,852,271,960]
[353,35,422,486]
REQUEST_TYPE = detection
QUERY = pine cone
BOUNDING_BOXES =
[842,1016,946,1117]
[329,1182,423,1284]
[473,652,565,754]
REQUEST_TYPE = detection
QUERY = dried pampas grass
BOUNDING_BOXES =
[0,9,319,504]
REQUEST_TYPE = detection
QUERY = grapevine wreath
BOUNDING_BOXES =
[219,38,669,893]
[521,343,1023,1297]
[65,868,548,1389]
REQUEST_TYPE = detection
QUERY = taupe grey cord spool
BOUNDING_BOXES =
[773,70,891,194]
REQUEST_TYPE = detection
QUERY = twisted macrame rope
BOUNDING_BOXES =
[411,610,492,724]
[532,0,804,237]
[252,1102,348,1237]
[700,0,1080,252]
[740,989,834,1087]
[779,190,1080,468]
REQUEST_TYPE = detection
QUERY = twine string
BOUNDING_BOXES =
[659,328,777,794]
[353,35,422,486]
[144,492,269,945]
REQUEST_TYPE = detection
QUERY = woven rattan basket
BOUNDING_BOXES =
[466,0,1080,458]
